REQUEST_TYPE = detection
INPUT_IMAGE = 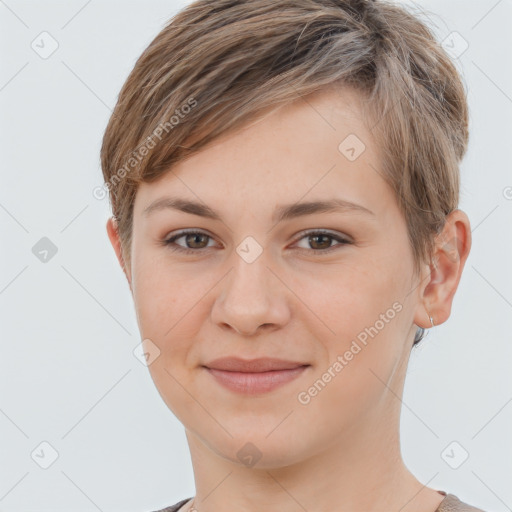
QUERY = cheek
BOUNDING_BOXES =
[131,249,202,346]
[294,287,406,438]
[291,254,409,391]
[132,256,210,416]
[290,254,406,340]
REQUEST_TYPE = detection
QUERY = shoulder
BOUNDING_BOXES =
[437,493,487,512]
[147,497,193,512]
[147,494,488,512]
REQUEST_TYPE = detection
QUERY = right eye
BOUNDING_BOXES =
[163,229,218,254]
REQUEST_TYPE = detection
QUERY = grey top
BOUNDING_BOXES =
[148,490,486,512]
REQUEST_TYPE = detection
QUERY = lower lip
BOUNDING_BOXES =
[204,366,309,394]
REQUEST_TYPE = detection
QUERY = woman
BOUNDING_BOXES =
[101,0,483,510]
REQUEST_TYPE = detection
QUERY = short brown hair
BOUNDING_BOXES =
[100,0,468,276]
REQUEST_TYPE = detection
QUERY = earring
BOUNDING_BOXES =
[413,311,435,345]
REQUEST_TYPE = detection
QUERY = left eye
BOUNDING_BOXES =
[293,230,351,252]
[163,229,351,254]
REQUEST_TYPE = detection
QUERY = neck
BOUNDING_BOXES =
[183,402,440,512]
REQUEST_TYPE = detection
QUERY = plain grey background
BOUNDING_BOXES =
[1,1,511,511]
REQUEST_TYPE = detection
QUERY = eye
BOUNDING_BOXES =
[163,229,218,254]
[162,229,352,255]
[292,230,352,254]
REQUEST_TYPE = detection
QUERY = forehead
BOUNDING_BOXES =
[133,87,389,218]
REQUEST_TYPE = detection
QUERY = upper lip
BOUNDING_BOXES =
[203,357,309,373]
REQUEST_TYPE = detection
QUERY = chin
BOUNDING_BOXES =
[204,425,314,470]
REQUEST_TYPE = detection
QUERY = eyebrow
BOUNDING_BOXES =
[142,196,374,223]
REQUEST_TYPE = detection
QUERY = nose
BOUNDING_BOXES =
[210,251,291,337]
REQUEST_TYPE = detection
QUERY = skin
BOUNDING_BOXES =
[107,87,471,512]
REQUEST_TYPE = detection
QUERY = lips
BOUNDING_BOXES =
[202,357,310,394]
[203,357,308,373]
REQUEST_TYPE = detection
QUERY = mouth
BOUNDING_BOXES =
[202,357,311,394]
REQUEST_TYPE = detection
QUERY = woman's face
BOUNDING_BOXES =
[125,88,426,467]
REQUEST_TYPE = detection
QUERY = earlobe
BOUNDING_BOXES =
[413,209,472,329]
[106,217,132,291]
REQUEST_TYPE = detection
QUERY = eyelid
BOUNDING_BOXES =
[291,228,352,245]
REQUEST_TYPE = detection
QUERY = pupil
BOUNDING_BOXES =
[311,234,330,249]
[187,233,207,248]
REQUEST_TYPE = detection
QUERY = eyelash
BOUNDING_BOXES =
[162,229,352,256]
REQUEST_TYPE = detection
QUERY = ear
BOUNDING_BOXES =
[413,209,472,329]
[106,216,132,292]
